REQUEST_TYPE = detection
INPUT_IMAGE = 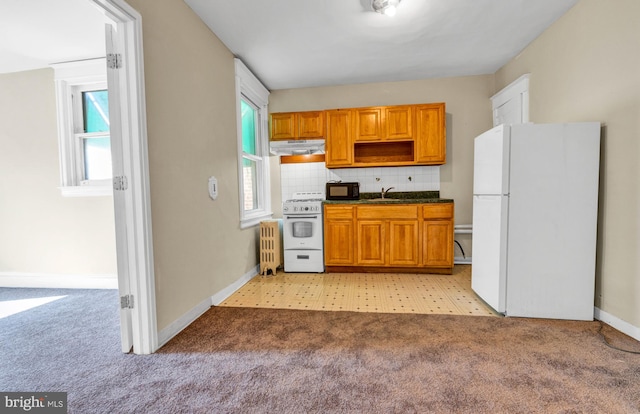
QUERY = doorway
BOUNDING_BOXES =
[0,0,157,354]
[91,0,157,354]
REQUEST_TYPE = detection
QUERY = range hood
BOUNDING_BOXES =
[269,139,325,156]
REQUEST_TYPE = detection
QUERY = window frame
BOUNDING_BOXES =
[234,59,272,229]
[52,58,113,197]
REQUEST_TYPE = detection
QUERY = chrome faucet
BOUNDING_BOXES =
[381,187,395,199]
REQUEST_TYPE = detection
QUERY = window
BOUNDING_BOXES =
[52,58,113,197]
[235,59,271,228]
[241,99,260,211]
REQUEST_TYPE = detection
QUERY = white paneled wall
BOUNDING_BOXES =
[280,162,439,200]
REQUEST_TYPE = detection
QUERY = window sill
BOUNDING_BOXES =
[240,211,273,229]
[59,186,113,197]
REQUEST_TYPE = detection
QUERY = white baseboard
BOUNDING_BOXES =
[454,256,472,265]
[211,265,259,306]
[157,265,259,348]
[595,307,640,341]
[157,295,213,348]
[0,272,118,289]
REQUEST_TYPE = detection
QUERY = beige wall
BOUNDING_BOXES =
[269,75,495,254]
[495,0,640,326]
[126,0,259,330]
[0,69,117,275]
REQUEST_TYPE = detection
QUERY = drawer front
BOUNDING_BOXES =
[324,205,355,219]
[357,205,418,220]
[422,203,453,219]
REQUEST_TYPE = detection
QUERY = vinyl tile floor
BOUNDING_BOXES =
[219,264,498,317]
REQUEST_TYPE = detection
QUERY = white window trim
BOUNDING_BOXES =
[52,58,113,197]
[234,58,272,229]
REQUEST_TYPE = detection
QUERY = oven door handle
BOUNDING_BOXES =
[285,215,318,220]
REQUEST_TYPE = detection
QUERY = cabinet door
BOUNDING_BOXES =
[415,103,446,164]
[357,220,386,265]
[389,220,419,266]
[324,206,354,265]
[354,107,383,142]
[423,220,453,267]
[385,106,412,140]
[298,111,324,138]
[325,110,353,167]
[270,112,296,140]
[324,220,354,265]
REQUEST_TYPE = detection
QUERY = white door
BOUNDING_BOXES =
[494,99,522,126]
[471,195,509,313]
[105,23,133,353]
[491,74,530,127]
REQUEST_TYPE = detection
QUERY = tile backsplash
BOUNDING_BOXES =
[280,162,440,200]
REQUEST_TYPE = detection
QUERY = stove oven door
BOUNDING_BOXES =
[283,215,323,250]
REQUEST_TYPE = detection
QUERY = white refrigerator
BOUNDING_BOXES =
[471,123,601,320]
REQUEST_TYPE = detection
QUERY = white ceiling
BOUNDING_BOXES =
[0,0,107,75]
[1,0,578,91]
[185,0,578,90]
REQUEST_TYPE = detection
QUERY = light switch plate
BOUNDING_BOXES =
[208,176,218,200]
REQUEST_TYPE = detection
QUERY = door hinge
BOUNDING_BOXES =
[120,294,134,309]
[113,176,128,191]
[107,53,122,69]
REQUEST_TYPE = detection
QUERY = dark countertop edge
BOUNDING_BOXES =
[359,191,440,200]
[324,191,453,204]
[323,198,454,205]
[323,190,453,204]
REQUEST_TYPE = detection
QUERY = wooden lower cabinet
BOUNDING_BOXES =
[324,203,453,274]
[423,220,453,266]
[324,205,355,265]
[422,204,454,269]
[357,220,385,265]
[389,220,420,266]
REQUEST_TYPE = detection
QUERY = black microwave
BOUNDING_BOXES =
[326,182,360,200]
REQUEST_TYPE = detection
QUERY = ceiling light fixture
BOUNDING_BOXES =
[372,0,401,17]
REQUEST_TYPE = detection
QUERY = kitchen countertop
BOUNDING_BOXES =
[323,191,454,205]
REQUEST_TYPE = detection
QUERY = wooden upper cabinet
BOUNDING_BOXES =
[354,107,384,142]
[385,106,412,140]
[298,111,324,138]
[325,110,353,167]
[270,112,296,140]
[269,111,324,140]
[274,102,446,168]
[415,103,446,164]
[354,106,413,142]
